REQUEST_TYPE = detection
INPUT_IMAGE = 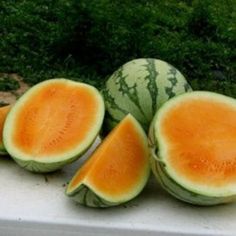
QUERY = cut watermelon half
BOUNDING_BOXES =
[3,78,105,172]
[149,91,236,205]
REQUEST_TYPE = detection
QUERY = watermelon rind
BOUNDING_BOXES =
[66,184,120,208]
[149,91,236,205]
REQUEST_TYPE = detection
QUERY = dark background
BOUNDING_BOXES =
[0,0,235,96]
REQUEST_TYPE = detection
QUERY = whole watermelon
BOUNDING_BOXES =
[102,58,192,132]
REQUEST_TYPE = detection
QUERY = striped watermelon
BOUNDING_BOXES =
[102,58,192,132]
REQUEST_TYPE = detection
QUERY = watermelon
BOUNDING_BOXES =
[66,114,150,207]
[103,58,192,132]
[0,105,11,155]
[149,91,236,205]
[3,79,105,173]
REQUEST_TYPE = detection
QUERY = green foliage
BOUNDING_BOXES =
[66,0,235,84]
[0,76,20,91]
[0,0,235,95]
[0,1,61,83]
[0,0,96,85]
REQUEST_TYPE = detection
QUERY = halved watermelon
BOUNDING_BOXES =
[3,79,105,173]
[0,105,11,155]
[149,91,236,205]
[66,114,150,207]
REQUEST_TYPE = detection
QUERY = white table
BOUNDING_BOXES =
[0,142,235,236]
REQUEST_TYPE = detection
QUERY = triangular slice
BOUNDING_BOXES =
[149,91,236,205]
[0,105,11,155]
[66,114,150,207]
[3,79,104,172]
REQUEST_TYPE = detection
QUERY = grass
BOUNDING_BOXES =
[0,0,235,95]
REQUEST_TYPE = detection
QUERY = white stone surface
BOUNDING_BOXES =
[0,141,235,236]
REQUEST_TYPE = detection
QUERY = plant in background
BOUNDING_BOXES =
[0,0,235,94]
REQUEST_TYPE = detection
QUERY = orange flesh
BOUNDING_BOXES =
[69,116,148,196]
[0,105,11,146]
[161,97,236,187]
[13,81,100,157]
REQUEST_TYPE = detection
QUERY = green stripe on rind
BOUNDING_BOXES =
[102,88,128,117]
[11,139,96,173]
[67,184,119,208]
[143,59,159,117]
[165,66,180,99]
[115,67,149,121]
[184,82,192,92]
[165,65,192,99]
[149,114,235,206]
[102,68,150,130]
[102,90,149,132]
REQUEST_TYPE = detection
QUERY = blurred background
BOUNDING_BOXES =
[0,0,235,96]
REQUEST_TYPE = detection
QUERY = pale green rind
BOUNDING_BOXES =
[150,154,235,206]
[66,184,119,208]
[11,139,95,173]
[149,91,236,205]
[103,58,192,132]
[3,78,105,173]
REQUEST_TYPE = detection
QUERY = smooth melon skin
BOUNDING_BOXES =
[66,114,150,208]
[3,78,105,173]
[0,105,11,155]
[102,58,192,133]
[149,91,236,205]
